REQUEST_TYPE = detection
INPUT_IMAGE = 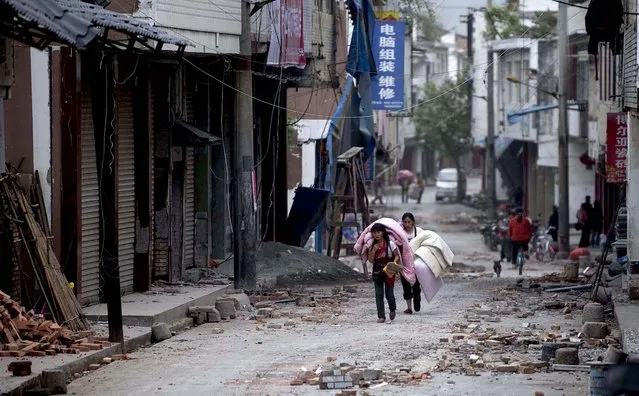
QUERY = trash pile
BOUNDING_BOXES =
[0,172,89,331]
[1,289,101,357]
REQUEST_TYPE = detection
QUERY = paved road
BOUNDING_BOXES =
[67,185,592,396]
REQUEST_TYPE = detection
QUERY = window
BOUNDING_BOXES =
[314,0,322,11]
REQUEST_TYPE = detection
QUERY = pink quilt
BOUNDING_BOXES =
[353,217,416,284]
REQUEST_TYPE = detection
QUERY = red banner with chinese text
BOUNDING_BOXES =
[606,112,627,183]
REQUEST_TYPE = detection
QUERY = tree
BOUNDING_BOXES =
[413,79,473,202]
[414,11,446,42]
[483,6,557,41]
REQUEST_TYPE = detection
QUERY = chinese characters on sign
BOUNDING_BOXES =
[267,0,306,68]
[372,21,405,110]
[606,112,627,183]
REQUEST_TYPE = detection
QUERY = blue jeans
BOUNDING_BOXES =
[591,231,601,247]
[374,280,396,319]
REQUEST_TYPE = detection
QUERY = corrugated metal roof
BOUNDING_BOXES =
[1,0,190,49]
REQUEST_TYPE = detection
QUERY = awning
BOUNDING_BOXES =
[507,101,587,125]
[0,0,189,52]
[172,120,221,146]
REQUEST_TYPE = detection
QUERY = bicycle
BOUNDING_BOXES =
[535,226,557,263]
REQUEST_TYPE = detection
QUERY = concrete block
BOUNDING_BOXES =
[554,348,579,365]
[224,292,252,311]
[215,298,237,320]
[207,309,221,323]
[41,370,67,394]
[151,323,172,343]
[582,303,605,324]
[581,322,609,339]
[603,346,628,364]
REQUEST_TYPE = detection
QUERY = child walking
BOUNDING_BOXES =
[367,223,401,323]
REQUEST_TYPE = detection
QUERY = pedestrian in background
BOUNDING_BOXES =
[415,173,425,204]
[590,200,603,247]
[577,201,591,248]
[400,213,424,314]
[400,179,409,204]
[367,223,400,323]
[371,177,385,205]
[509,208,532,266]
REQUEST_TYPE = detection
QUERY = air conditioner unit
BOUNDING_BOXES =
[0,37,15,99]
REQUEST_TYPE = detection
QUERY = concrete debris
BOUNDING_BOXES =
[582,303,605,323]
[151,323,172,343]
[215,298,237,320]
[554,348,579,365]
[581,322,609,339]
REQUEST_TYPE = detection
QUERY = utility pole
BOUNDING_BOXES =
[486,47,496,220]
[234,0,257,290]
[557,1,570,255]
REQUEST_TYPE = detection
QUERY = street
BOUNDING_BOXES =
[67,184,592,396]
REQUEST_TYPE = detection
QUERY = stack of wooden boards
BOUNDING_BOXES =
[1,290,107,357]
[0,172,89,331]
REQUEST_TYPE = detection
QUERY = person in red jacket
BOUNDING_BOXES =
[509,208,533,265]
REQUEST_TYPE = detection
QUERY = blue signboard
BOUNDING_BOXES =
[371,21,405,110]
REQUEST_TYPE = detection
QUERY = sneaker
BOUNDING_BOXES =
[377,318,385,323]
[389,311,396,321]
[404,309,413,315]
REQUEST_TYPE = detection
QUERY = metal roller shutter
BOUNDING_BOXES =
[80,93,101,305]
[117,88,136,294]
[183,147,195,268]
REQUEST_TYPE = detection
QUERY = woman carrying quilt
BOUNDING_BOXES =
[400,212,424,315]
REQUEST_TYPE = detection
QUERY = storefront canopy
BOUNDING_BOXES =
[0,0,189,52]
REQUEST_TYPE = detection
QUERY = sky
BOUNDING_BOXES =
[434,0,559,34]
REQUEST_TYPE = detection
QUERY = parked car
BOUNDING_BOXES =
[435,168,458,202]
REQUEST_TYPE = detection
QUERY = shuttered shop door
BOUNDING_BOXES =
[80,93,101,305]
[117,89,136,294]
[183,147,195,268]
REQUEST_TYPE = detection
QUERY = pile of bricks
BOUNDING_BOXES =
[1,289,105,357]
[318,368,354,390]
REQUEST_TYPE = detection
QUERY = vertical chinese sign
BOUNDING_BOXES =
[606,112,627,183]
[267,0,306,68]
[372,21,405,110]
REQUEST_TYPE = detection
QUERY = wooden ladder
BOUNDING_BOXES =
[326,147,371,273]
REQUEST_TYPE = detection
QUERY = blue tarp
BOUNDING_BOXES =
[324,76,356,191]
[283,187,330,248]
[346,0,377,76]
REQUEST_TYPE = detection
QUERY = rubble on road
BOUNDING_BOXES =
[289,358,435,390]
[424,287,619,377]
[1,290,105,357]
[247,286,360,329]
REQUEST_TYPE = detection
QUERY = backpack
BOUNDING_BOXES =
[585,0,624,79]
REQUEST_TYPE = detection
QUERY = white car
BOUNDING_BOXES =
[435,168,458,202]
